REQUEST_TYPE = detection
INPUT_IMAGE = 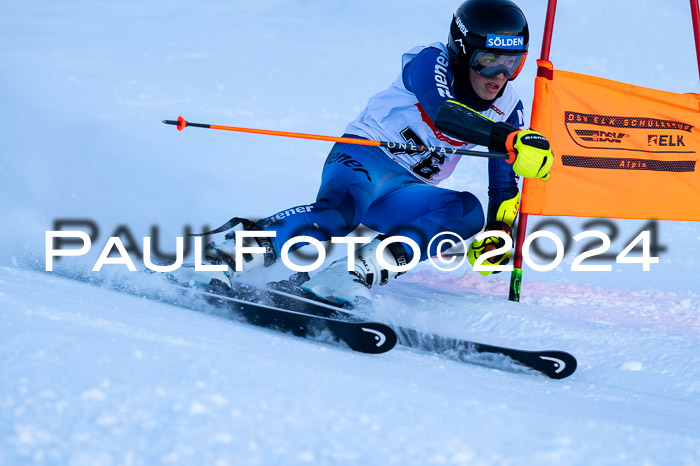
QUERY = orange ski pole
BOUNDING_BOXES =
[163,116,509,160]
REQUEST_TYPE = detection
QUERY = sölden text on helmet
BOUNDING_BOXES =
[447,0,529,81]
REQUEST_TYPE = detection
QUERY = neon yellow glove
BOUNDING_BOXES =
[505,130,553,180]
[468,194,519,277]
[468,221,512,277]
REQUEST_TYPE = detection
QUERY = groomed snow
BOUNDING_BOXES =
[2,0,699,464]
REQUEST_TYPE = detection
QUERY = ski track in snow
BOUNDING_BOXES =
[2,264,700,465]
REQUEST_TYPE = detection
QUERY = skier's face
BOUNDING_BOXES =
[469,67,507,100]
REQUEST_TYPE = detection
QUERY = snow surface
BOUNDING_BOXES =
[2,0,699,464]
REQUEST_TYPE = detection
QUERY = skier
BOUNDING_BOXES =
[169,0,553,305]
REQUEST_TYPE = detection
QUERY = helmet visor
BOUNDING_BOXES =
[470,50,527,79]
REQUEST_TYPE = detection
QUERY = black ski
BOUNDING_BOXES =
[172,283,397,355]
[45,268,396,355]
[392,326,576,379]
[259,280,577,379]
[175,280,576,378]
[45,268,575,377]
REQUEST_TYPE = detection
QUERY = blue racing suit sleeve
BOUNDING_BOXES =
[402,47,455,121]
[486,100,523,224]
[405,46,522,226]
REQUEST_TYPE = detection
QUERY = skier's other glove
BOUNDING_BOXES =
[468,221,513,277]
[491,123,553,180]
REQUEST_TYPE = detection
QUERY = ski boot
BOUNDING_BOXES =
[301,236,409,306]
[167,217,276,289]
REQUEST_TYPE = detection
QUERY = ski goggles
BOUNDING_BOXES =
[470,50,527,79]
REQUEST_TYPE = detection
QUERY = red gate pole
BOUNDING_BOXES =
[509,0,558,302]
[691,0,700,79]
